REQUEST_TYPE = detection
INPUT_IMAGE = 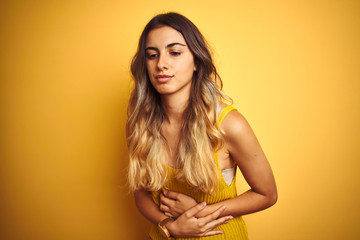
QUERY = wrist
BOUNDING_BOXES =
[165,219,179,237]
[158,217,175,239]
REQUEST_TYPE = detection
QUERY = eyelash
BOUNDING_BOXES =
[170,51,181,56]
[146,51,182,59]
[146,53,158,59]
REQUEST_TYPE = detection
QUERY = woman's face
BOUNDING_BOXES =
[145,26,196,97]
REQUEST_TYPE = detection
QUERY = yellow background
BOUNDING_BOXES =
[1,0,359,239]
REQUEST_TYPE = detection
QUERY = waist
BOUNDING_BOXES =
[149,216,248,240]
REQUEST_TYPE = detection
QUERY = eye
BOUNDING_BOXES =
[170,51,181,56]
[146,53,158,59]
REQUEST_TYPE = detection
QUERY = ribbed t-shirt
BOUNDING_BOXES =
[149,106,248,240]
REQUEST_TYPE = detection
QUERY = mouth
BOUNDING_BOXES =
[155,74,174,83]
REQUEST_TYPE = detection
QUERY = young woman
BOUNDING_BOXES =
[126,12,277,239]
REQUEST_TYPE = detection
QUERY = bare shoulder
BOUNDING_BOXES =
[220,108,253,139]
[220,108,265,166]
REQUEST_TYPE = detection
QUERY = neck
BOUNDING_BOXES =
[160,94,190,125]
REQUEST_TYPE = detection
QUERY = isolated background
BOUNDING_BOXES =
[1,0,359,239]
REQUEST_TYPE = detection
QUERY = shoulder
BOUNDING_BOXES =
[220,107,254,142]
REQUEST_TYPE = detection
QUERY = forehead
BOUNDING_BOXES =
[145,26,186,47]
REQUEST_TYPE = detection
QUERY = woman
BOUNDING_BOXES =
[127,12,277,239]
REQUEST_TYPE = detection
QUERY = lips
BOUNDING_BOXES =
[156,74,173,83]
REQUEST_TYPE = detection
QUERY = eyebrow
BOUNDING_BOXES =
[145,42,187,51]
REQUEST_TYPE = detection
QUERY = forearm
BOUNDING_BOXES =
[134,188,168,225]
[135,188,231,238]
[198,189,277,218]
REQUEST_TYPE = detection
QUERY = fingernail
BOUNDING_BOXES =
[221,206,227,210]
[224,220,229,223]
[163,190,168,195]
[201,202,207,207]
[228,216,233,220]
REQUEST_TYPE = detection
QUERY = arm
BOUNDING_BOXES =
[134,188,167,225]
[160,110,277,218]
[201,110,277,217]
[134,188,233,237]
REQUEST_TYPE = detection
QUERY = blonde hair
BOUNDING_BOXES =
[127,12,231,193]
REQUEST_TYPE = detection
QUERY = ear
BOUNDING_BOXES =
[194,65,197,71]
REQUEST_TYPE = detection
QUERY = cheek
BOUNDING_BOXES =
[145,63,154,83]
[145,61,152,73]
[146,63,156,81]
[181,61,196,76]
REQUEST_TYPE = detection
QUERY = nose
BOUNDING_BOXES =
[157,53,168,70]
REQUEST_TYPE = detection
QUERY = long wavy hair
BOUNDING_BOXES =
[127,12,231,193]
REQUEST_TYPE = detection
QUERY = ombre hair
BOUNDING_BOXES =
[127,12,231,193]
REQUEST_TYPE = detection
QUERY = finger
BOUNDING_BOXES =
[203,230,224,236]
[183,202,207,218]
[159,203,171,212]
[160,193,175,206]
[163,190,180,200]
[159,192,166,203]
[165,212,173,218]
[204,215,233,231]
[201,205,227,223]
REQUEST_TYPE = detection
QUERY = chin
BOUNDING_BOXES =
[154,87,173,95]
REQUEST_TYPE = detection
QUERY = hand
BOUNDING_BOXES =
[160,190,197,218]
[166,202,233,237]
